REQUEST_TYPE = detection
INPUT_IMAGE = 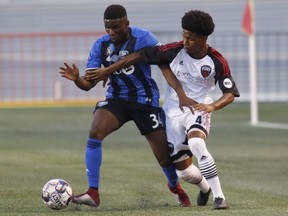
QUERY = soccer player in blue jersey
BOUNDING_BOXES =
[85,10,240,210]
[59,4,199,208]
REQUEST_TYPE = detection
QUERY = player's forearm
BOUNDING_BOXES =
[105,52,143,75]
[74,76,93,91]
[159,65,187,100]
[212,93,235,110]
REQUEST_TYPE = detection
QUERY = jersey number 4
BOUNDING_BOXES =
[195,116,202,124]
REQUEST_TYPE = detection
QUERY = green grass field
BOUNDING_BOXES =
[0,102,287,216]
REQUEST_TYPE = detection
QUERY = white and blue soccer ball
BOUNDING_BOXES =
[41,179,73,210]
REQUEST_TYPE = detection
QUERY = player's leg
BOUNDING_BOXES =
[166,113,210,206]
[185,108,228,209]
[144,130,177,182]
[187,97,228,209]
[144,130,191,207]
[134,106,190,207]
[187,130,228,209]
[173,158,211,206]
[73,100,125,208]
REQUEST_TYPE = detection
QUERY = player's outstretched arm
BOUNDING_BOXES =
[59,62,96,91]
[85,52,143,82]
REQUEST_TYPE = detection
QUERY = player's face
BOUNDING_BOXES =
[104,16,130,45]
[182,29,207,58]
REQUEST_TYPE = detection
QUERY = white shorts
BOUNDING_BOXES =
[166,105,212,163]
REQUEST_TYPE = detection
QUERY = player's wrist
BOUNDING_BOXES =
[74,75,82,83]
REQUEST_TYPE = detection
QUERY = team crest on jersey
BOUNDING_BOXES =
[200,65,212,78]
[119,50,129,57]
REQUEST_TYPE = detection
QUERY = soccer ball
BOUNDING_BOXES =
[41,179,73,210]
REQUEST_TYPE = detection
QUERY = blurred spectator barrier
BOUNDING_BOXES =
[0,31,287,104]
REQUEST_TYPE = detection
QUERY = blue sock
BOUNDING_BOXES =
[85,138,102,189]
[162,164,178,189]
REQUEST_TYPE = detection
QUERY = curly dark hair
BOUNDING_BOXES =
[181,10,215,36]
[104,4,127,19]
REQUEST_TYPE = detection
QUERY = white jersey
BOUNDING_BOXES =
[163,49,217,116]
[140,41,240,117]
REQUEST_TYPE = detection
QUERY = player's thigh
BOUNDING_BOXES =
[166,114,186,147]
[89,108,120,139]
[133,105,166,135]
[89,99,128,139]
[166,114,192,163]
[185,111,211,138]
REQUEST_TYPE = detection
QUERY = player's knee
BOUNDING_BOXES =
[158,157,172,168]
[89,127,105,140]
[176,165,202,184]
[155,153,172,167]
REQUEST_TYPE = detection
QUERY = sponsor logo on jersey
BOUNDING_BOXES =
[223,78,233,88]
[200,65,212,78]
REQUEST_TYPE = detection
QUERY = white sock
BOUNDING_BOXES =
[206,175,225,200]
[188,137,225,200]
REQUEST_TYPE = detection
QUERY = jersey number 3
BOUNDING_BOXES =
[150,114,163,129]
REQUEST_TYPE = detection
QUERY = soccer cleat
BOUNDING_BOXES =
[168,183,191,207]
[213,197,228,210]
[72,188,100,208]
[197,188,211,206]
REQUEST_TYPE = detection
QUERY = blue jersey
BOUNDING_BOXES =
[86,27,160,107]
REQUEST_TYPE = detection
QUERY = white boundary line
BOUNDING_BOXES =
[253,121,288,130]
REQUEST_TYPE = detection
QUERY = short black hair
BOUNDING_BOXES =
[181,10,215,36]
[104,4,127,19]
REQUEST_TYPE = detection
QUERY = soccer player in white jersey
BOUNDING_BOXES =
[85,10,240,209]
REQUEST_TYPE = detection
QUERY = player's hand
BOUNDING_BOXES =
[85,68,108,81]
[179,95,198,115]
[193,103,215,113]
[59,62,79,81]
[85,68,109,87]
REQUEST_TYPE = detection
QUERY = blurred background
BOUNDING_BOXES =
[0,0,287,104]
